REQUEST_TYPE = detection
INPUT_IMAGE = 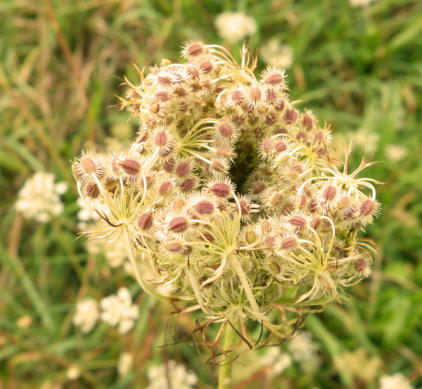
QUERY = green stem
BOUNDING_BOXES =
[218,323,236,389]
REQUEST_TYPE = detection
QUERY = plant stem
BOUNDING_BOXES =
[218,323,236,389]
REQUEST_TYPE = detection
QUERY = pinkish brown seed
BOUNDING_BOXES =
[186,42,204,56]
[176,161,190,177]
[289,216,306,228]
[360,199,376,217]
[199,60,213,73]
[281,237,297,250]
[168,217,188,233]
[180,177,196,192]
[354,258,367,272]
[311,217,321,229]
[165,241,182,252]
[274,141,287,153]
[195,200,214,215]
[174,87,187,97]
[218,123,233,138]
[85,183,99,198]
[163,158,175,172]
[81,157,96,174]
[120,159,140,175]
[265,72,284,85]
[137,212,153,230]
[302,114,313,130]
[252,182,266,195]
[157,75,172,85]
[275,100,285,111]
[215,146,233,158]
[265,88,277,104]
[210,182,231,197]
[249,86,261,101]
[231,90,244,104]
[270,193,283,206]
[240,199,251,215]
[323,185,337,201]
[154,131,168,147]
[261,139,273,154]
[344,206,356,219]
[159,181,173,196]
[155,91,169,101]
[284,108,298,124]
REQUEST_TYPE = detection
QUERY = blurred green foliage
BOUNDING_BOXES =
[0,0,421,388]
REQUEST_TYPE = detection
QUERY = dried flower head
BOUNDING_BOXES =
[73,42,380,352]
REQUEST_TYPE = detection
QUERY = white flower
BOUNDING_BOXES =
[260,38,294,69]
[385,144,407,162]
[77,198,99,230]
[288,331,320,373]
[15,172,67,222]
[66,365,80,380]
[104,234,127,267]
[73,297,99,333]
[215,12,257,43]
[351,128,379,151]
[350,0,375,7]
[118,352,133,376]
[261,347,292,376]
[100,287,139,334]
[380,373,413,389]
[146,360,197,389]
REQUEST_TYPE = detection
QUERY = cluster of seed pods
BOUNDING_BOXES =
[73,42,379,338]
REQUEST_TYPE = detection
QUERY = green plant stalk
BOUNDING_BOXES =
[218,323,237,389]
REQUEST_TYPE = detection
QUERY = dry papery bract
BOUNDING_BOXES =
[73,42,380,356]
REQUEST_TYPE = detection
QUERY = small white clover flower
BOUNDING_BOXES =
[16,172,68,222]
[215,12,257,43]
[73,297,99,333]
[385,144,407,162]
[261,347,292,376]
[380,373,413,389]
[260,38,294,69]
[146,360,197,389]
[100,287,139,334]
[118,352,133,376]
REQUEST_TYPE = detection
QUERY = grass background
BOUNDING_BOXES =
[1,0,421,388]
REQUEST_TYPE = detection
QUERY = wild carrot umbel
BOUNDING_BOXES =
[73,42,380,373]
